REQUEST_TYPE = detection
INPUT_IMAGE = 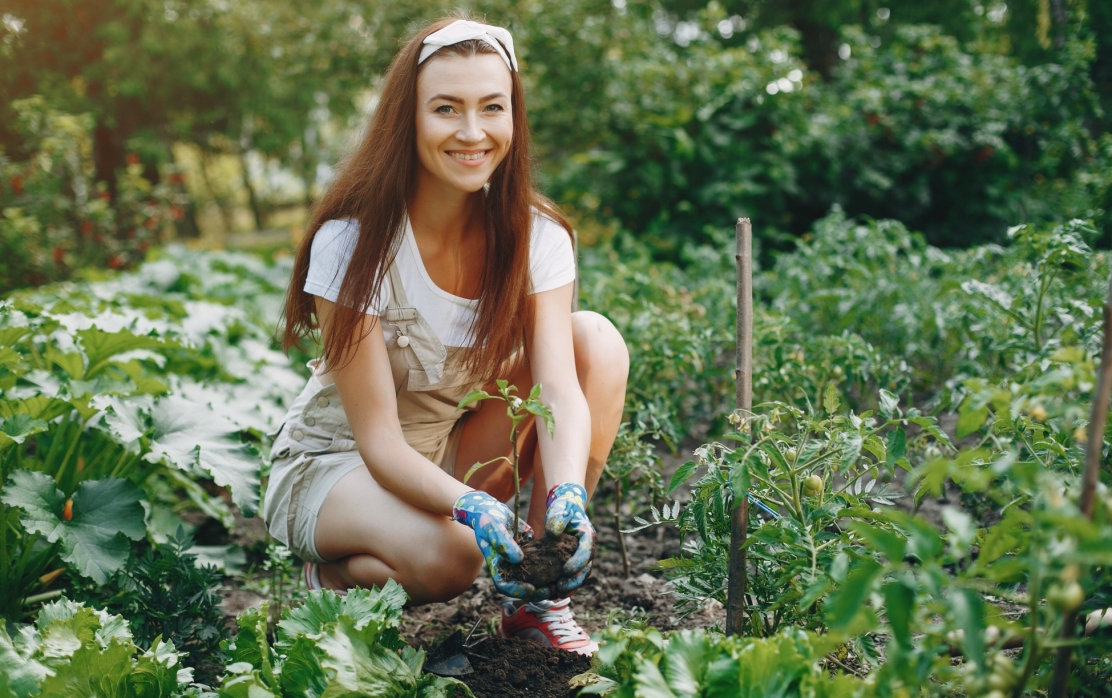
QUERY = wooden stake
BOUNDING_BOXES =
[1049,266,1112,697]
[726,218,753,637]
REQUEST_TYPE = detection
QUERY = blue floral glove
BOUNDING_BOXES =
[452,490,536,599]
[545,482,596,596]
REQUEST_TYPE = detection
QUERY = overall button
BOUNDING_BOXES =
[397,335,410,348]
[316,396,329,408]
[303,416,316,427]
[291,429,305,441]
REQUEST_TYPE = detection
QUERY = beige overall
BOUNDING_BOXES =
[262,262,485,563]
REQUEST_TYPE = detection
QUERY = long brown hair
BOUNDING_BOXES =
[282,17,571,379]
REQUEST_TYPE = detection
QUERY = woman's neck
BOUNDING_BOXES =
[407,169,487,299]
[408,169,483,246]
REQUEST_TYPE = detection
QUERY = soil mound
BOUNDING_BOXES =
[498,533,582,587]
[459,637,590,698]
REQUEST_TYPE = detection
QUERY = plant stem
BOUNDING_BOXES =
[615,477,630,578]
[1048,264,1112,698]
[511,423,521,542]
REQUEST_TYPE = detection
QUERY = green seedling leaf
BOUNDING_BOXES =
[668,461,698,494]
[456,389,492,411]
[1,470,146,583]
[523,399,555,437]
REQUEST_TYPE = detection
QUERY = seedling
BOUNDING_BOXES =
[457,380,554,540]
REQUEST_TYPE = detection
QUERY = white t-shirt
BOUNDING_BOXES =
[304,213,576,347]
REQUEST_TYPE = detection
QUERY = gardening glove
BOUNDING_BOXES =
[544,482,596,596]
[452,490,536,599]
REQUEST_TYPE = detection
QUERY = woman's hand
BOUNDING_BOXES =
[545,482,595,596]
[452,490,536,599]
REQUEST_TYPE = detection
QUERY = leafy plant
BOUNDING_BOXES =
[655,389,948,637]
[219,581,470,697]
[602,414,668,577]
[0,246,303,617]
[457,380,554,540]
[0,470,146,619]
[66,528,231,686]
[573,622,876,697]
[0,597,195,697]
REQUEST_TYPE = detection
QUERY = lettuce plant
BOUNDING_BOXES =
[573,623,876,697]
[0,598,194,697]
[220,581,470,698]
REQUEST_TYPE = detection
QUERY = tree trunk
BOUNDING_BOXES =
[93,122,125,201]
[240,151,265,231]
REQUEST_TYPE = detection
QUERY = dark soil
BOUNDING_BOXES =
[457,637,591,698]
[498,533,583,587]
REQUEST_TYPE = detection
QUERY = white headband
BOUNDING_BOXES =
[418,20,518,72]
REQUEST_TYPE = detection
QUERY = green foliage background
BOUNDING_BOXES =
[1,0,1110,282]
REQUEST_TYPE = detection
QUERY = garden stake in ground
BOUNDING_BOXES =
[726,217,753,637]
[1049,264,1112,697]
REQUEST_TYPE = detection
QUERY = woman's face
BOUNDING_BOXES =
[415,52,514,194]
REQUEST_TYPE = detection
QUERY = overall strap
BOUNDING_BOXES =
[382,261,448,386]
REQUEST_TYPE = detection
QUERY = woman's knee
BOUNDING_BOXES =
[409,526,484,602]
[572,311,630,381]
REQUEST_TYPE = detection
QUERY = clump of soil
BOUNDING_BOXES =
[459,637,590,698]
[498,533,583,588]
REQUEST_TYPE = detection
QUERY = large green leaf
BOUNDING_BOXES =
[0,414,48,450]
[1,469,68,542]
[1,471,146,584]
[145,396,260,516]
[77,328,172,377]
[64,478,147,582]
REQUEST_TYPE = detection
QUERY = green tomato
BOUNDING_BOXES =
[802,475,823,497]
[1047,581,1084,612]
[785,447,798,462]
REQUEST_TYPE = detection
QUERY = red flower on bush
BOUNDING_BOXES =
[53,247,65,265]
[80,221,93,236]
[168,173,185,185]
[170,206,184,220]
[9,176,23,195]
[107,254,125,269]
[125,153,140,166]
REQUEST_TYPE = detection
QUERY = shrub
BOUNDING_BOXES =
[0,97,187,293]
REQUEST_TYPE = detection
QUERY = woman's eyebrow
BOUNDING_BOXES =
[427,92,508,104]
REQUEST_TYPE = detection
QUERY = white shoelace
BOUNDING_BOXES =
[503,597,590,642]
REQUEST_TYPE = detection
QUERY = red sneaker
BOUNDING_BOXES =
[499,597,599,656]
[303,562,347,595]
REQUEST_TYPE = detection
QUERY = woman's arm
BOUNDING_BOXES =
[527,282,591,486]
[315,297,471,516]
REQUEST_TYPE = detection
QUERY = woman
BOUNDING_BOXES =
[264,18,629,656]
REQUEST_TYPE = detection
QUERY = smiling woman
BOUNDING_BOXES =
[269,18,630,657]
